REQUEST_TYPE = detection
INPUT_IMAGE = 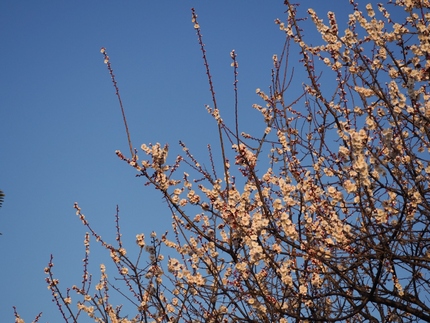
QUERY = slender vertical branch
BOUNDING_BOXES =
[100,47,134,159]
[191,8,230,196]
[230,50,240,146]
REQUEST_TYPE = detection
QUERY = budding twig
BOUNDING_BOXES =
[100,47,134,159]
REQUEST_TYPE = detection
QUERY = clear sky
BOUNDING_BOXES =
[0,1,386,321]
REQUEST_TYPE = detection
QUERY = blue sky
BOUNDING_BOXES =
[1,1,385,321]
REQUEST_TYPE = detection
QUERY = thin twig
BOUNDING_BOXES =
[230,49,240,147]
[191,9,230,197]
[100,47,134,159]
